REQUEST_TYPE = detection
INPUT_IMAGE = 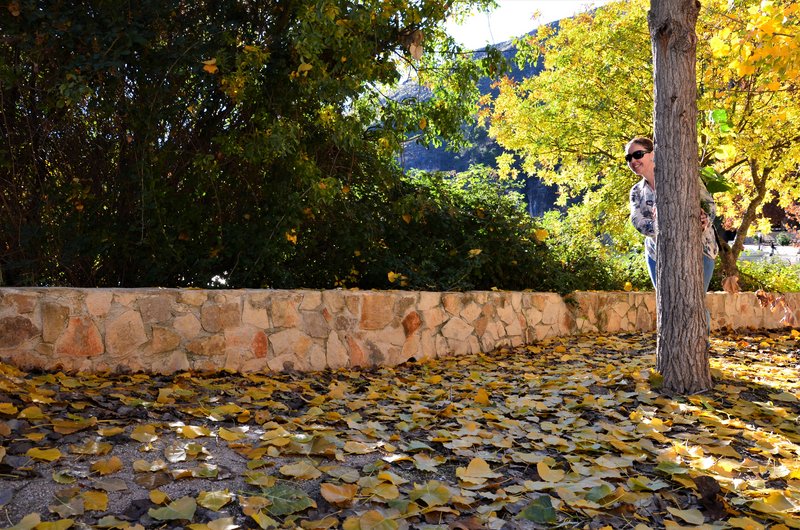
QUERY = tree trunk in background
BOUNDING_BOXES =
[649,0,712,394]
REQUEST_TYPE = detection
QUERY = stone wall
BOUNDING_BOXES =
[0,288,797,374]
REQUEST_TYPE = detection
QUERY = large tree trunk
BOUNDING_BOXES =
[649,0,712,394]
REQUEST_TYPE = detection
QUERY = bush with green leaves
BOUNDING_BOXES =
[775,232,792,246]
[733,259,800,293]
[537,211,653,292]
[280,167,567,292]
[1,0,502,288]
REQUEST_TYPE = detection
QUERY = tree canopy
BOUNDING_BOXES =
[1,0,513,288]
[486,0,800,282]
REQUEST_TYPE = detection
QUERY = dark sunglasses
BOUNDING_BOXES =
[625,149,651,163]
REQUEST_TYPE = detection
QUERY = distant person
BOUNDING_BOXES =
[626,137,717,291]
[770,241,776,256]
[757,233,762,250]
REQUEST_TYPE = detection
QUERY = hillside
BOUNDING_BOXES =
[398,31,559,217]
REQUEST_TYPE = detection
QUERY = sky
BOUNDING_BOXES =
[446,0,611,49]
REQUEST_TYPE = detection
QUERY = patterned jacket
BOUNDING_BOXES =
[629,178,718,260]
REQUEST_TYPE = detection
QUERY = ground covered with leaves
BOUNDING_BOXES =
[1,330,799,530]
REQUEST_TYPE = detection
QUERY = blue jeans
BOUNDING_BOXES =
[645,254,714,291]
[646,253,715,333]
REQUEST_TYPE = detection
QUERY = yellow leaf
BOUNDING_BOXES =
[320,483,358,506]
[456,457,501,484]
[468,248,482,258]
[177,425,211,439]
[728,517,766,530]
[0,402,19,415]
[623,281,633,292]
[285,231,297,245]
[474,387,490,405]
[667,507,705,525]
[18,406,45,419]
[402,213,412,224]
[218,427,245,442]
[537,461,566,483]
[4,513,40,530]
[749,491,796,513]
[26,447,62,462]
[387,271,400,283]
[91,456,123,475]
[343,441,373,454]
[131,424,159,443]
[150,490,170,505]
[197,490,234,511]
[97,427,125,437]
[279,461,321,480]
[83,490,109,511]
[297,62,313,73]
[202,58,218,74]
[419,117,427,130]
[533,228,549,242]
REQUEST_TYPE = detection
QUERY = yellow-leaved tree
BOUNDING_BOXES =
[487,0,800,284]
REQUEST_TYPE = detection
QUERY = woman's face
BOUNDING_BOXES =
[625,142,654,178]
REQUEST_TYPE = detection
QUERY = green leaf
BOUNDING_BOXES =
[518,495,558,523]
[261,484,316,516]
[197,490,233,511]
[701,166,734,193]
[409,480,451,506]
[148,496,197,521]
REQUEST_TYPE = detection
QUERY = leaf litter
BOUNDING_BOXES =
[0,330,798,529]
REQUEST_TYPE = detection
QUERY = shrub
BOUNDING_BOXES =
[537,211,653,292]
[775,232,792,246]
[283,167,561,292]
[736,259,800,293]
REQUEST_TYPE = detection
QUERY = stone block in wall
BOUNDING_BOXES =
[174,313,202,339]
[442,293,461,316]
[180,290,207,306]
[150,326,181,354]
[307,342,327,372]
[0,316,38,348]
[114,292,140,308]
[3,292,37,314]
[251,331,269,359]
[42,302,69,343]
[140,295,174,323]
[243,293,270,328]
[54,316,103,357]
[269,328,313,364]
[86,291,113,317]
[302,311,330,338]
[402,311,422,337]
[460,302,482,324]
[418,291,440,311]
[441,317,472,342]
[157,351,191,374]
[201,301,241,333]
[299,290,323,311]
[360,293,396,330]
[186,335,226,357]
[421,307,446,329]
[271,295,302,328]
[106,311,148,357]
[326,332,349,369]
[346,335,368,367]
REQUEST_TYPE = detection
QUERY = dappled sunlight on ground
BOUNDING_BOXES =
[0,330,798,529]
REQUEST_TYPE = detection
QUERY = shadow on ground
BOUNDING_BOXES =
[1,330,798,529]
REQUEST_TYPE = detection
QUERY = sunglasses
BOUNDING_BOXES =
[625,149,651,163]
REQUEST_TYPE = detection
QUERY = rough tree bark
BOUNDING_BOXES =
[649,0,712,394]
